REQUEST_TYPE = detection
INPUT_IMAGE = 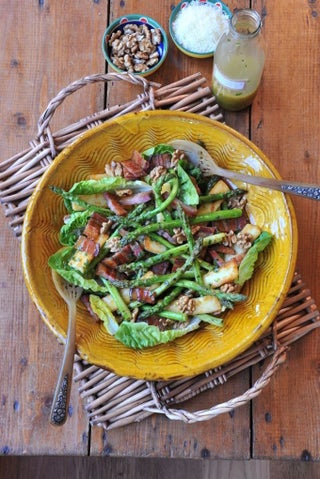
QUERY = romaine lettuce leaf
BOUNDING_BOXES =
[176,164,199,205]
[48,247,110,294]
[59,210,94,245]
[114,317,201,349]
[89,294,119,335]
[142,144,175,158]
[67,177,128,195]
[237,231,273,287]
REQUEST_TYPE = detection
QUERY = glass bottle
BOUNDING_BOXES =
[212,9,265,111]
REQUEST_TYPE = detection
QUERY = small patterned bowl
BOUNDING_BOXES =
[102,14,168,77]
[169,0,231,58]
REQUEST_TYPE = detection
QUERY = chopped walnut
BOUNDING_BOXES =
[172,149,186,165]
[236,232,253,251]
[151,28,162,45]
[220,283,240,293]
[106,236,122,253]
[175,295,196,314]
[172,225,200,244]
[146,55,160,67]
[115,188,132,198]
[223,230,237,247]
[133,62,149,73]
[149,165,167,182]
[172,227,186,244]
[227,194,247,209]
[223,230,252,251]
[105,161,123,177]
[108,23,162,74]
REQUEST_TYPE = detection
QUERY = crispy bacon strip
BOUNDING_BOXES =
[195,225,217,237]
[129,241,144,260]
[74,235,100,257]
[121,150,149,179]
[214,244,236,255]
[171,257,185,272]
[212,216,248,233]
[207,248,225,267]
[101,244,136,269]
[149,152,173,169]
[129,288,156,304]
[151,261,171,275]
[83,212,110,240]
[95,262,126,281]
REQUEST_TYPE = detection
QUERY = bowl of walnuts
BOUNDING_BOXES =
[102,14,168,77]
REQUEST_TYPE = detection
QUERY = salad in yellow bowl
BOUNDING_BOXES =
[21,111,297,380]
[48,141,272,349]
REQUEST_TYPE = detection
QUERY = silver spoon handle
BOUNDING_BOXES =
[220,169,320,201]
[50,302,76,426]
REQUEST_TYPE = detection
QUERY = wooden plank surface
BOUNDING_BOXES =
[250,0,320,460]
[0,0,319,460]
[0,0,108,454]
[1,456,320,478]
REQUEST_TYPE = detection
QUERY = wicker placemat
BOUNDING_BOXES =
[0,72,222,237]
[1,72,319,430]
[73,273,320,429]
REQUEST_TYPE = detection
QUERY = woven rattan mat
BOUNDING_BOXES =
[1,72,319,430]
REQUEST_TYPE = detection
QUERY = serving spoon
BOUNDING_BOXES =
[50,270,83,426]
[169,140,320,201]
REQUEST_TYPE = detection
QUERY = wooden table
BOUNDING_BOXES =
[0,0,319,459]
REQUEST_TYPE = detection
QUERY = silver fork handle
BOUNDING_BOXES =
[223,169,320,201]
[50,302,76,426]
[278,182,320,200]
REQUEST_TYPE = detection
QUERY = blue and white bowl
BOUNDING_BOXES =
[102,14,168,77]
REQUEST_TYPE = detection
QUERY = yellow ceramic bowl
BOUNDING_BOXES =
[21,111,298,380]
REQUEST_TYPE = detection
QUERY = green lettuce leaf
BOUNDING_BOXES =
[89,295,119,335]
[176,164,199,205]
[142,144,175,158]
[193,314,223,327]
[67,177,128,195]
[114,318,201,349]
[48,247,110,294]
[59,210,94,245]
[237,231,273,287]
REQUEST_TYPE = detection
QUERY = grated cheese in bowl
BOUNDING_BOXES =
[170,0,231,56]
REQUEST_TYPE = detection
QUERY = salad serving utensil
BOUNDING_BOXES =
[170,140,320,201]
[50,270,83,426]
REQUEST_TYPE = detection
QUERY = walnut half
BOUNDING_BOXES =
[107,23,162,74]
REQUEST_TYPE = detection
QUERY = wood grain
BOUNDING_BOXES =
[0,0,319,460]
[250,0,320,460]
[1,456,320,478]
[0,0,107,454]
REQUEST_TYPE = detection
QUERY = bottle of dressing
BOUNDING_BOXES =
[212,9,265,111]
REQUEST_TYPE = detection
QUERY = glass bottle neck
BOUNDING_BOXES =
[230,9,262,39]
